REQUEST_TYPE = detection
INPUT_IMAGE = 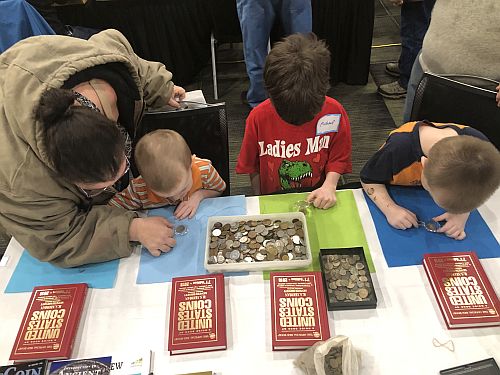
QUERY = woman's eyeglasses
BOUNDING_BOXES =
[78,156,130,199]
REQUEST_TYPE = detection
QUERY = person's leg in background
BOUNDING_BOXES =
[378,0,430,99]
[402,51,425,122]
[402,0,435,122]
[280,0,312,35]
[237,0,276,108]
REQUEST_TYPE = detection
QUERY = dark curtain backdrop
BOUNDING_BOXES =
[312,0,374,85]
[58,0,373,86]
[57,0,213,85]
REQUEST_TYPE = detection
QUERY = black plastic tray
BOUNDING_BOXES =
[319,247,377,310]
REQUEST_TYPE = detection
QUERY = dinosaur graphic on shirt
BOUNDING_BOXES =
[279,160,313,190]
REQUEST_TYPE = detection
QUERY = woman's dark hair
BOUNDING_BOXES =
[35,88,125,184]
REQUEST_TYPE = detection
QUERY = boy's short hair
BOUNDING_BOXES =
[424,136,500,213]
[264,33,330,125]
[135,129,192,194]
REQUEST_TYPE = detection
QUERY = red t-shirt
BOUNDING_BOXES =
[236,97,352,194]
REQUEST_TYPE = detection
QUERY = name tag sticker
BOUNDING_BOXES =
[316,114,341,135]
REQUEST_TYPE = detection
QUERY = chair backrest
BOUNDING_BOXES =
[135,103,231,196]
[211,0,242,44]
[410,72,500,150]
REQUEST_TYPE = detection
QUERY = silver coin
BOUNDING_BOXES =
[292,235,301,245]
[217,255,225,264]
[255,224,266,233]
[255,252,266,261]
[175,225,188,235]
[229,250,240,260]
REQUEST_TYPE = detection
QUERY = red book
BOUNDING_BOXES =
[10,283,88,361]
[168,274,226,355]
[423,252,500,329]
[270,272,330,350]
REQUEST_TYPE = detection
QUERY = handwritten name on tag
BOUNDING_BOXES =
[316,114,340,135]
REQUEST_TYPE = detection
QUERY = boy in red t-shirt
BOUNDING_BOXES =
[236,33,352,209]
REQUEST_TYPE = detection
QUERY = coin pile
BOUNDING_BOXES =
[323,344,343,375]
[322,254,372,303]
[207,218,308,264]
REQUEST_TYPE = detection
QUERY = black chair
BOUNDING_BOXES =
[210,0,243,100]
[134,102,231,196]
[410,72,500,150]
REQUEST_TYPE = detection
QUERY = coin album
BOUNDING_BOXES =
[204,213,312,272]
[319,247,377,311]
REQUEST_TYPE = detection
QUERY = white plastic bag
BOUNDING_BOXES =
[294,335,359,375]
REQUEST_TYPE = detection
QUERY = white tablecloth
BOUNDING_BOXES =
[1,189,499,374]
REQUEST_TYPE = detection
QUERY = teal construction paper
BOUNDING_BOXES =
[5,251,119,293]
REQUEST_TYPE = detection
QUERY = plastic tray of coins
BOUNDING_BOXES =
[319,247,377,310]
[205,213,312,272]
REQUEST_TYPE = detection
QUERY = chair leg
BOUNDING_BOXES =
[211,33,218,100]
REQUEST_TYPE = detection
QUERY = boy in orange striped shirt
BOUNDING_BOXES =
[109,129,226,219]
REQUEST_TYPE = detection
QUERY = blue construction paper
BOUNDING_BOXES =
[136,195,248,284]
[5,251,119,293]
[365,186,500,267]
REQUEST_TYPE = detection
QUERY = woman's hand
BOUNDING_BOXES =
[168,85,186,108]
[129,217,176,256]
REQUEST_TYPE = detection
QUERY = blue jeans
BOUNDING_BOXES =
[398,1,432,89]
[236,0,312,107]
[403,50,425,123]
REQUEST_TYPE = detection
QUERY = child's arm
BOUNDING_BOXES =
[174,189,222,219]
[108,180,145,210]
[175,160,226,219]
[433,212,469,240]
[250,172,261,195]
[361,181,418,229]
[307,171,340,209]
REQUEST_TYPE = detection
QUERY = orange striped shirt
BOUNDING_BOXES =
[109,156,226,210]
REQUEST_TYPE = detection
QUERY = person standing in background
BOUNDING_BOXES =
[403,0,500,122]
[236,0,312,108]
[378,0,434,99]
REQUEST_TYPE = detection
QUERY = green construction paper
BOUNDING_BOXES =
[259,191,374,279]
